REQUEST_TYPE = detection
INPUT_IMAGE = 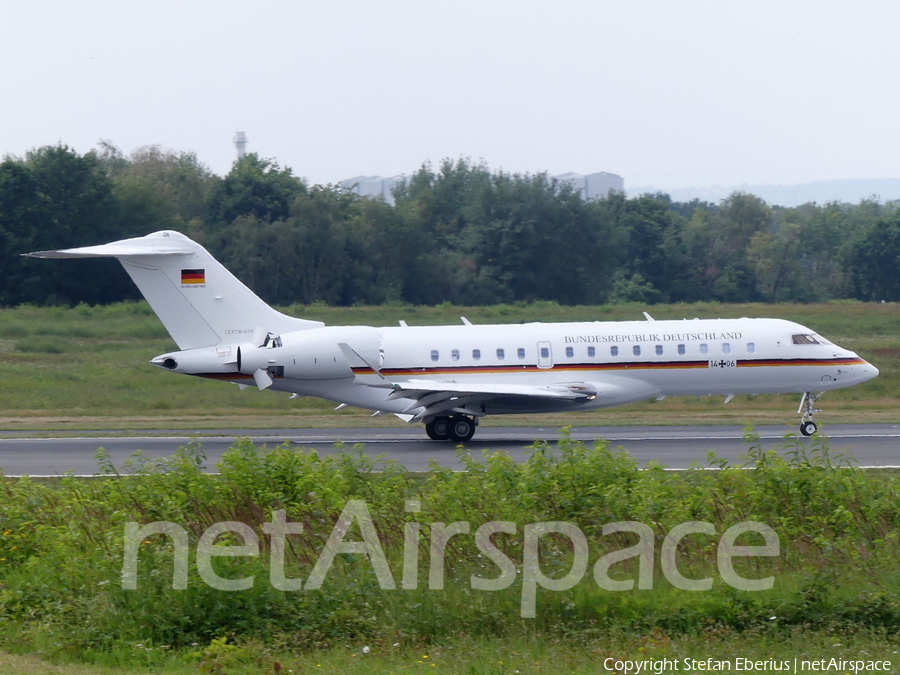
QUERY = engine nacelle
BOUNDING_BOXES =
[152,326,383,382]
[236,326,383,379]
[150,345,238,375]
[280,326,382,380]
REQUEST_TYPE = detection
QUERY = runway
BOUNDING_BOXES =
[1,424,899,475]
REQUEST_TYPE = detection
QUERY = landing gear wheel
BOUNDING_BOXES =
[448,415,476,443]
[798,391,823,438]
[425,416,452,441]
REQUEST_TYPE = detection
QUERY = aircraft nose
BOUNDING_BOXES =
[863,361,879,381]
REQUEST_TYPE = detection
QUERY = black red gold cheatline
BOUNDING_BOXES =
[354,357,868,378]
[189,357,867,381]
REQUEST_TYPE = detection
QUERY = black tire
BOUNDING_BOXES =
[426,416,451,441]
[800,421,817,437]
[448,415,475,442]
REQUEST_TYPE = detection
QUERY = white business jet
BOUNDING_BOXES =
[27,231,878,442]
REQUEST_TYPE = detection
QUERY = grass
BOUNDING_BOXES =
[0,650,189,675]
[0,300,896,431]
[2,630,899,674]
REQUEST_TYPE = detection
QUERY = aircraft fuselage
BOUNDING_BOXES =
[156,317,876,417]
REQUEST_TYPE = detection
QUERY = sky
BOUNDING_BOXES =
[1,0,898,190]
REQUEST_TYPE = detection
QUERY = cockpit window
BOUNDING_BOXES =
[792,334,820,345]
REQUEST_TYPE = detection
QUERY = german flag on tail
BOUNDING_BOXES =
[181,269,205,285]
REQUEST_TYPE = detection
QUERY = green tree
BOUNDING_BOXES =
[607,271,661,304]
[850,218,900,300]
[206,154,306,229]
[0,145,135,306]
[0,160,42,305]
[746,222,808,301]
[603,193,695,303]
[102,144,217,236]
[684,192,772,302]
[341,197,425,304]
[211,187,358,305]
[393,159,494,304]
[461,172,604,304]
[395,161,623,305]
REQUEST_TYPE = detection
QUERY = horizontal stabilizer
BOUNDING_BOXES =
[24,236,194,259]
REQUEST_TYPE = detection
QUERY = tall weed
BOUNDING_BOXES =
[1,431,899,662]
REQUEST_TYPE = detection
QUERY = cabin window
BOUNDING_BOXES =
[497,348,505,360]
[540,346,550,359]
[431,350,439,362]
[700,343,708,355]
[610,346,619,357]
[677,344,686,356]
[451,349,460,361]
[565,346,574,358]
[473,349,481,360]
[747,342,756,354]
[792,334,820,345]
[655,345,663,356]
[633,345,641,356]
[518,347,525,359]
[723,343,731,354]
[587,346,595,357]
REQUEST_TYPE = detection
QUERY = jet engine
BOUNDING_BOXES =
[151,326,383,390]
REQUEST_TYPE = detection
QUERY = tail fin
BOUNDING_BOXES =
[25,230,324,349]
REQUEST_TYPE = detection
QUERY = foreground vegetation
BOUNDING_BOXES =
[1,432,899,672]
[1,629,898,675]
[0,300,896,429]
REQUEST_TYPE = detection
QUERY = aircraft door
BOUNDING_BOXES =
[537,341,553,369]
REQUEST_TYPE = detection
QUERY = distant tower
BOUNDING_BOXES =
[233,131,248,159]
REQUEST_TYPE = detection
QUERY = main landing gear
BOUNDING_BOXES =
[425,414,477,442]
[798,391,823,436]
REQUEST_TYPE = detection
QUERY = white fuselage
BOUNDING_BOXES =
[173,317,877,417]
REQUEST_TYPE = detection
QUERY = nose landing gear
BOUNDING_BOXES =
[798,391,823,436]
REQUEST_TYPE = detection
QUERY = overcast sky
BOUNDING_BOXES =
[2,1,898,190]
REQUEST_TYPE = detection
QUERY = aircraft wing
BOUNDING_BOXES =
[378,379,596,422]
